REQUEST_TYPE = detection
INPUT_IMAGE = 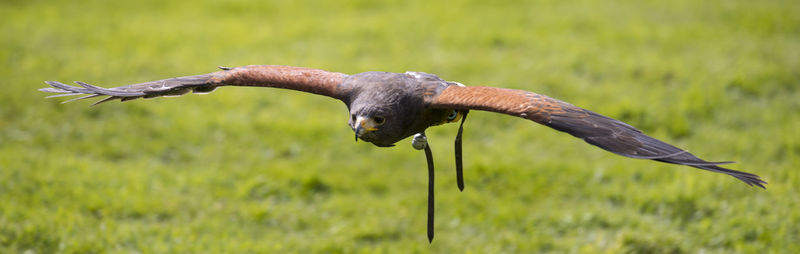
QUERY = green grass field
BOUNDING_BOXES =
[2,0,799,252]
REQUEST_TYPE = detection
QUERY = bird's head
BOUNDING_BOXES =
[342,71,438,147]
[349,104,406,147]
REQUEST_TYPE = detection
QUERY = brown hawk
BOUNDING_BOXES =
[41,65,766,242]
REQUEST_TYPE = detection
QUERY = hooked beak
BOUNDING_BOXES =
[354,116,378,141]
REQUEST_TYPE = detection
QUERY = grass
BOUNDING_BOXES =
[2,0,799,252]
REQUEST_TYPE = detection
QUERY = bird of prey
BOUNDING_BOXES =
[41,65,766,242]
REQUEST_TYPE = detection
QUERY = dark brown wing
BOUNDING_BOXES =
[427,85,766,188]
[41,65,349,105]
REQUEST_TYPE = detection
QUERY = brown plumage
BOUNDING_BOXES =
[427,86,765,187]
[41,65,766,242]
[42,65,348,104]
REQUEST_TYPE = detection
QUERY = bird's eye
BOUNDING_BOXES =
[374,117,386,125]
[447,110,458,121]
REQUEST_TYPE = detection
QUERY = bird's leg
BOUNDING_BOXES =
[413,132,435,243]
[454,110,469,192]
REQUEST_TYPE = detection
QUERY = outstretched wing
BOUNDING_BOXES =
[426,85,766,188]
[41,65,349,105]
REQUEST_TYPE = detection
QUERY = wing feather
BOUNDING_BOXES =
[41,65,349,104]
[427,85,766,188]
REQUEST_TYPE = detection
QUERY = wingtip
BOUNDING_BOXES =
[44,80,65,87]
[750,177,768,189]
[74,81,92,88]
[45,93,78,98]
[40,87,69,94]
[61,94,100,104]
[745,179,767,189]
[701,164,768,189]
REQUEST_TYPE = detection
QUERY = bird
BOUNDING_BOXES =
[41,65,766,242]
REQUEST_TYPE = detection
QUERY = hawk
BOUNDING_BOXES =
[41,65,766,242]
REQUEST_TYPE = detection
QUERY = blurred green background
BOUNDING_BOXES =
[2,0,798,253]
